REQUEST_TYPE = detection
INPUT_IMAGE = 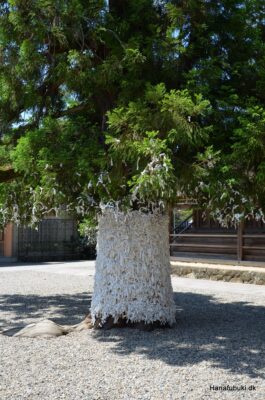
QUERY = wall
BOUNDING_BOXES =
[4,223,13,257]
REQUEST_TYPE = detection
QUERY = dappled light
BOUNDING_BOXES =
[93,292,265,379]
[1,289,264,378]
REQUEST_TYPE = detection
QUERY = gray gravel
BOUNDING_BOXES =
[0,261,265,400]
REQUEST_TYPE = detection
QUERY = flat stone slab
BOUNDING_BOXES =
[171,260,265,285]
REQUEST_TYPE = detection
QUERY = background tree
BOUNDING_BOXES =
[166,0,265,222]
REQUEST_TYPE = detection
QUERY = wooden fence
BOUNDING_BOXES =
[170,227,265,262]
[17,218,79,261]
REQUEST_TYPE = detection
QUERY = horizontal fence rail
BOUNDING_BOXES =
[170,231,265,262]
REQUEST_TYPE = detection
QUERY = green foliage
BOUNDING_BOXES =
[105,84,210,207]
[190,104,265,225]
[78,215,97,248]
[0,0,265,225]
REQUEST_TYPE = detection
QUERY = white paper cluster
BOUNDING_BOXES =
[91,209,176,325]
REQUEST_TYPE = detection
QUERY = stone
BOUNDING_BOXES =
[230,277,243,283]
[13,315,93,338]
[14,320,68,338]
[215,274,224,281]
[255,279,265,285]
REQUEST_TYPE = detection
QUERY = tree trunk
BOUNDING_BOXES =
[7,209,175,338]
[91,209,176,327]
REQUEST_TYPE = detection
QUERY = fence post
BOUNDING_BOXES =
[237,220,244,262]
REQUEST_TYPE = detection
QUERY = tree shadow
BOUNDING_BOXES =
[93,292,265,379]
[0,292,91,330]
[0,290,264,378]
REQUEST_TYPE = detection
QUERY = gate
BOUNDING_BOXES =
[17,218,79,261]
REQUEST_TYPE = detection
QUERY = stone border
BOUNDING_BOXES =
[171,261,265,285]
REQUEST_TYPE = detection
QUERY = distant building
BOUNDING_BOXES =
[170,205,265,262]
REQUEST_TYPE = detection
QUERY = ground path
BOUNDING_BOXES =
[0,261,265,399]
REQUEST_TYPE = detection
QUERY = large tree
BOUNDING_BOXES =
[1,0,265,329]
[170,0,265,224]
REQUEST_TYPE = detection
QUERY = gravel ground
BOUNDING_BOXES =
[0,261,265,400]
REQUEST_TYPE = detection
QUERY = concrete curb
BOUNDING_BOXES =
[171,261,265,285]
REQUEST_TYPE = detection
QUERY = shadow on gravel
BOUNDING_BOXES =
[0,292,91,331]
[94,292,265,379]
[1,290,264,378]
